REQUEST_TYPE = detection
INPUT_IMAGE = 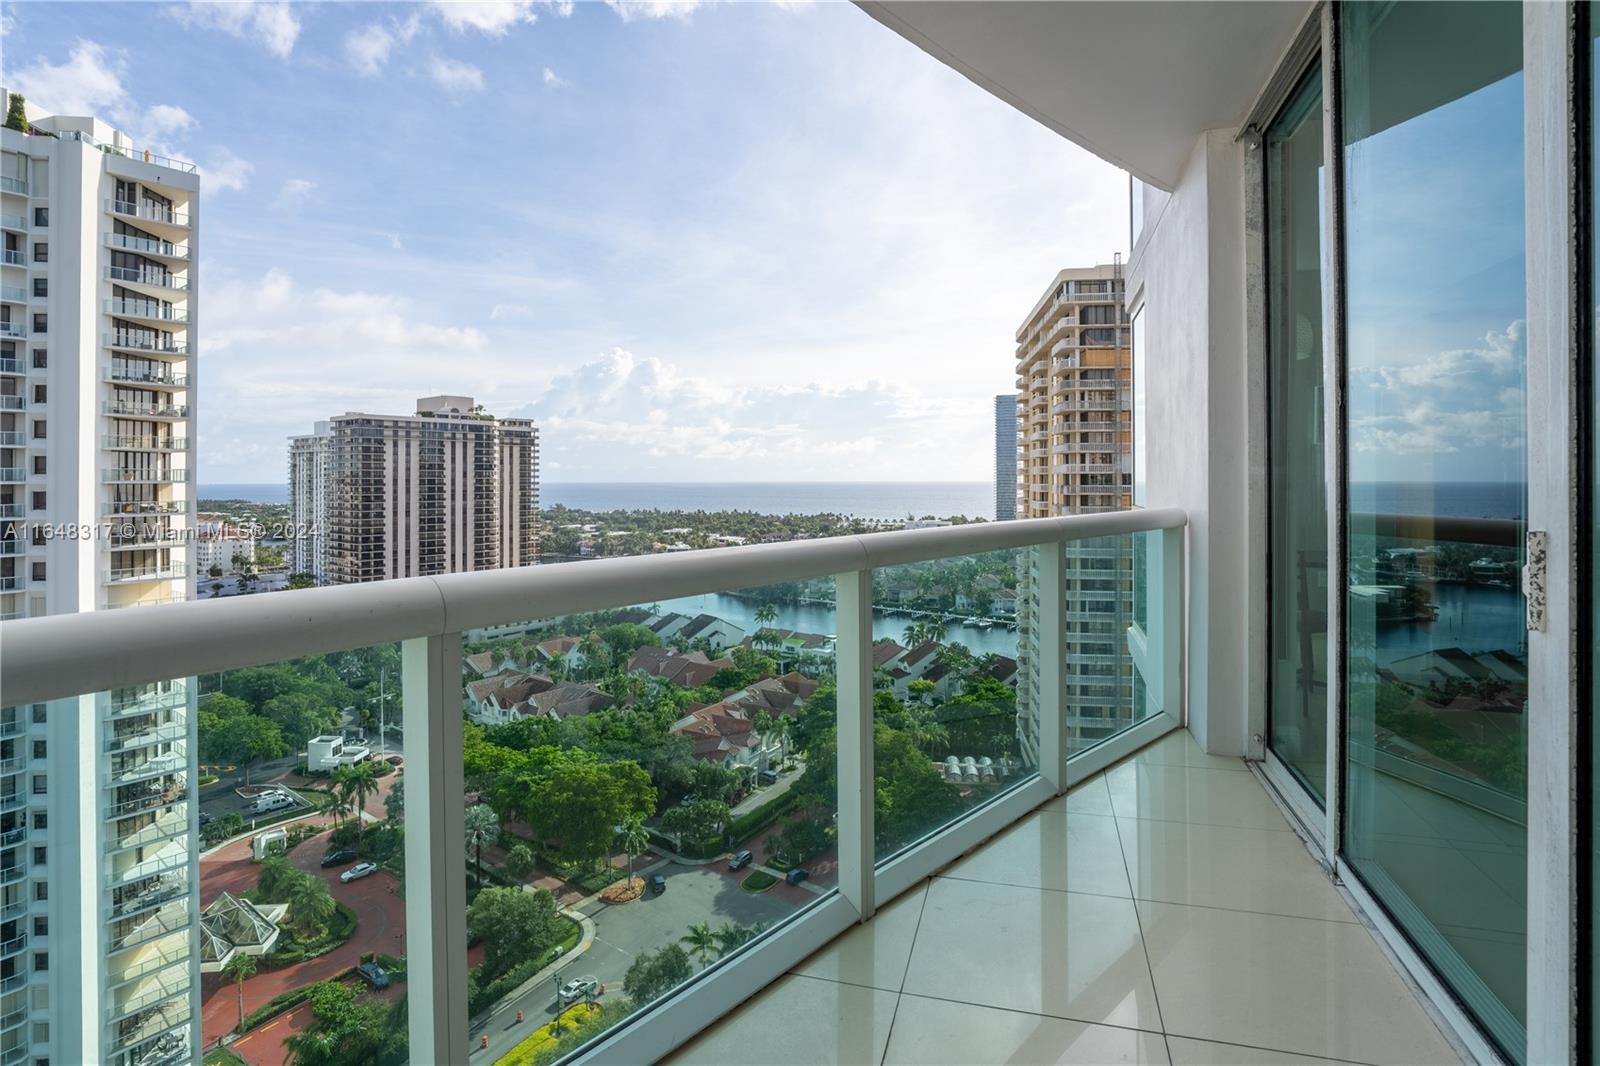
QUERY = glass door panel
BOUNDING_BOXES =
[1265,64,1329,806]
[1341,1,1527,1058]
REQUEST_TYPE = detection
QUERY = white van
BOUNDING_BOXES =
[247,790,295,815]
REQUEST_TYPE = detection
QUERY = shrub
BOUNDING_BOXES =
[741,870,778,893]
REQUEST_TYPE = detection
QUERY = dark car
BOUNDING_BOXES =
[728,849,754,871]
[786,868,810,886]
[757,770,779,785]
[197,811,213,827]
[320,848,358,869]
[356,962,390,990]
[649,874,667,896]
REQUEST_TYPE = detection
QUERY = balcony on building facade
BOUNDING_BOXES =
[0,324,22,340]
[103,335,190,358]
[104,232,190,263]
[0,214,20,233]
[104,266,190,294]
[103,401,188,420]
[0,178,25,195]
[105,561,187,584]
[0,287,23,304]
[0,361,17,376]
[104,299,187,325]
[104,200,189,229]
[0,398,23,412]
[102,468,186,485]
[0,470,21,485]
[104,367,189,388]
[103,435,188,452]
[0,251,20,266]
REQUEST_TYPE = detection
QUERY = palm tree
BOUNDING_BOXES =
[329,766,355,828]
[343,761,380,826]
[285,874,336,941]
[680,922,718,967]
[712,921,768,958]
[615,814,650,889]
[463,803,501,887]
[222,952,257,1032]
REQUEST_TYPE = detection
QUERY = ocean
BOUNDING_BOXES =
[202,481,999,521]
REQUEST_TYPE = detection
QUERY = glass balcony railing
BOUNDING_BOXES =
[105,232,190,260]
[0,362,17,376]
[105,266,189,292]
[105,299,187,324]
[0,178,27,195]
[103,334,189,356]
[0,324,23,339]
[104,200,190,228]
[103,436,188,451]
[0,215,21,231]
[0,251,21,266]
[102,468,186,484]
[106,562,188,583]
[0,287,23,303]
[102,401,188,419]
[0,508,1185,1064]
[0,397,24,410]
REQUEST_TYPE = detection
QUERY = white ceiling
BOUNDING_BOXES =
[859,1,1316,190]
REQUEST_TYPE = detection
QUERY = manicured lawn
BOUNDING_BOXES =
[741,870,778,893]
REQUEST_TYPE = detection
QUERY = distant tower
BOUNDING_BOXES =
[994,394,1018,521]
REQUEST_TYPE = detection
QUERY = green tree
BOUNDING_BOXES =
[285,873,337,941]
[4,94,28,134]
[222,952,257,1033]
[284,979,407,1066]
[260,690,338,751]
[466,886,563,981]
[384,777,405,824]
[661,799,730,846]
[615,813,650,887]
[622,943,693,1006]
[523,750,655,870]
[256,854,298,901]
[287,572,318,589]
[339,760,380,825]
[754,603,779,628]
[464,803,501,887]
[713,921,765,958]
[208,714,286,785]
[680,921,718,967]
[504,842,537,880]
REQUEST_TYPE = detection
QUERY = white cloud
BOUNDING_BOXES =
[142,103,195,138]
[542,67,564,88]
[390,233,405,251]
[170,1,301,59]
[428,57,486,94]
[430,1,537,35]
[606,0,702,23]
[10,39,124,117]
[518,348,962,477]
[273,178,316,209]
[344,12,422,77]
[202,148,254,192]
[490,303,531,319]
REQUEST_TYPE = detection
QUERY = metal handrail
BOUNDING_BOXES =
[0,509,1185,706]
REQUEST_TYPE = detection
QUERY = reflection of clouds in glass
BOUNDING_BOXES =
[1352,319,1524,456]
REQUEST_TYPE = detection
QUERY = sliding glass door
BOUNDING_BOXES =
[1340,2,1528,1058]
[1265,64,1329,807]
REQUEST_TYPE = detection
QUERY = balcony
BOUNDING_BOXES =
[104,436,188,452]
[0,251,20,266]
[0,215,20,232]
[107,720,186,754]
[103,334,189,358]
[105,299,187,325]
[106,562,188,583]
[0,362,17,376]
[102,468,187,485]
[0,397,22,411]
[105,266,190,294]
[103,401,188,420]
[104,199,190,230]
[105,232,190,263]
[0,178,25,195]
[0,470,21,484]
[0,287,22,304]
[105,367,189,387]
[104,499,185,517]
[0,324,22,340]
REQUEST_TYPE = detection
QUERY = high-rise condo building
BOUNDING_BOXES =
[1,93,200,1066]
[993,393,1017,521]
[289,396,539,585]
[1011,265,1134,764]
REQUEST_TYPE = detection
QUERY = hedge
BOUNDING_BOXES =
[240,968,354,1032]
[741,870,778,893]
[726,789,800,845]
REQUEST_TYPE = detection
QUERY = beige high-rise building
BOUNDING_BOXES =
[1011,264,1135,764]
[288,396,539,585]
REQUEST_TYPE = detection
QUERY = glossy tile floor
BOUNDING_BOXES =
[667,731,1463,1066]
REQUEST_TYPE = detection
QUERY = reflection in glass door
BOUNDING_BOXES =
[1265,64,1329,806]
[1341,2,1527,1058]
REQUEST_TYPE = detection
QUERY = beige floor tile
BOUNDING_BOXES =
[1136,900,1459,1065]
[665,973,899,1066]
[1122,730,1250,773]
[792,881,928,991]
[902,877,1162,1032]
[884,996,1170,1065]
[944,809,1132,899]
[1041,773,1115,817]
[1105,763,1290,832]
[1165,1035,1364,1065]
[1116,817,1354,923]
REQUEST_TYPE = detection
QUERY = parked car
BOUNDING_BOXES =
[757,770,779,785]
[356,961,390,990]
[558,976,599,1004]
[728,849,754,871]
[786,868,810,886]
[246,790,295,815]
[320,848,357,868]
[649,874,667,896]
[340,861,379,883]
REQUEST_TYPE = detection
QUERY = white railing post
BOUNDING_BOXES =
[1037,542,1069,793]
[402,632,467,1063]
[834,568,875,921]
[1156,526,1185,719]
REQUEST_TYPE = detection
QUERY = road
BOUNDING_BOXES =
[471,861,799,1061]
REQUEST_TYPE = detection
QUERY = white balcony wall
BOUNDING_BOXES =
[1124,129,1254,759]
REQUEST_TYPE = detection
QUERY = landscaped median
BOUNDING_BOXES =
[494,1001,634,1066]
[740,869,778,893]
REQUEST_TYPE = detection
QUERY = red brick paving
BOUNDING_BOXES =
[199,826,407,1055]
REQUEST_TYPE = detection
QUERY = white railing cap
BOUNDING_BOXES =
[0,508,1185,705]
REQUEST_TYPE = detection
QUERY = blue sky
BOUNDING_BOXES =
[1,0,1131,484]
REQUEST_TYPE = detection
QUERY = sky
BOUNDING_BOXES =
[0,0,1131,484]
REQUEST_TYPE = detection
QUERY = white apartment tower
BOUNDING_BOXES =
[289,396,539,585]
[1,94,200,1066]
[1012,265,1135,764]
